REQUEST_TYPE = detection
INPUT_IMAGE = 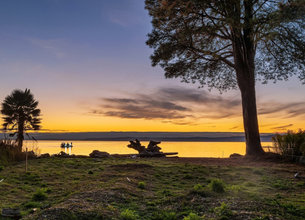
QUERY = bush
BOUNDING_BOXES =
[209,179,225,193]
[183,212,204,220]
[193,184,204,191]
[272,130,305,159]
[0,139,38,164]
[120,209,139,220]
[0,165,4,172]
[155,211,177,220]
[24,201,41,209]
[138,181,146,189]
[32,189,47,201]
[214,202,233,220]
[0,140,22,164]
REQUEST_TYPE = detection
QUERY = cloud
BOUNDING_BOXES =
[258,101,305,118]
[88,87,305,126]
[271,124,294,130]
[89,87,242,125]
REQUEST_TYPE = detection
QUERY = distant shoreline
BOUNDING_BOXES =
[1,131,274,142]
[25,136,273,142]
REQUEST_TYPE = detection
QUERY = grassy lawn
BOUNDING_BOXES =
[0,157,305,219]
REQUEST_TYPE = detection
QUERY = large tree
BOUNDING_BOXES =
[145,0,305,156]
[1,89,41,152]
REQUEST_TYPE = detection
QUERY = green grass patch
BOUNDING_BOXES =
[0,157,304,219]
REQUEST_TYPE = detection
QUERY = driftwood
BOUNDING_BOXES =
[127,139,177,157]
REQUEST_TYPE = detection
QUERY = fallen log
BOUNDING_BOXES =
[127,139,178,157]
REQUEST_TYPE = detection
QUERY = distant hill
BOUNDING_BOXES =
[0,132,274,142]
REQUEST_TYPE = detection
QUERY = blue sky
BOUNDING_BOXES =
[0,0,304,132]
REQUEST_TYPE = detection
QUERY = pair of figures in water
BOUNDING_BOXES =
[60,142,73,148]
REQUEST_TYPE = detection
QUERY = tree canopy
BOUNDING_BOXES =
[1,89,41,150]
[146,0,305,91]
[145,0,305,155]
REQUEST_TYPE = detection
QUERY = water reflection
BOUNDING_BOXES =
[61,142,73,155]
[64,146,72,155]
[24,140,273,158]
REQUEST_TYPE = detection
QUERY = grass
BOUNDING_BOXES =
[0,157,304,219]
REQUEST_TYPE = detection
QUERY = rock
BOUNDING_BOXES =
[39,153,50,159]
[230,153,243,158]
[52,151,70,158]
[89,150,110,158]
[2,208,21,219]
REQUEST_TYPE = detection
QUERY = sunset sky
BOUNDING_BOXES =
[0,0,305,133]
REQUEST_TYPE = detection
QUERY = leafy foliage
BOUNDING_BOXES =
[214,202,233,220]
[145,0,305,90]
[183,212,204,220]
[272,130,305,158]
[120,209,139,220]
[0,140,26,164]
[32,188,47,201]
[209,179,225,193]
[1,89,41,149]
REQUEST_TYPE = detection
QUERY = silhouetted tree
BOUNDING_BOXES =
[1,89,41,152]
[145,0,305,156]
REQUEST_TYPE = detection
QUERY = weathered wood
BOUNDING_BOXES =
[127,139,178,157]
[127,139,146,153]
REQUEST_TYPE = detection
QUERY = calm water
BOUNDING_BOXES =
[23,140,273,158]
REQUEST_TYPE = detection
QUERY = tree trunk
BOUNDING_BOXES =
[231,0,265,156]
[238,72,265,156]
[17,120,24,152]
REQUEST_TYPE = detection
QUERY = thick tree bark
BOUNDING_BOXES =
[230,0,264,156]
[237,71,265,156]
[234,48,265,156]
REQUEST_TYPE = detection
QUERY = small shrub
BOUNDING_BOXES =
[0,165,4,172]
[120,209,139,220]
[183,212,203,220]
[138,181,146,189]
[191,184,209,196]
[88,170,94,174]
[214,202,233,220]
[209,179,225,193]
[272,130,305,159]
[32,189,47,201]
[24,201,41,209]
[193,184,204,191]
[154,211,177,220]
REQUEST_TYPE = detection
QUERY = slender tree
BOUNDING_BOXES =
[145,0,305,156]
[1,89,41,152]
